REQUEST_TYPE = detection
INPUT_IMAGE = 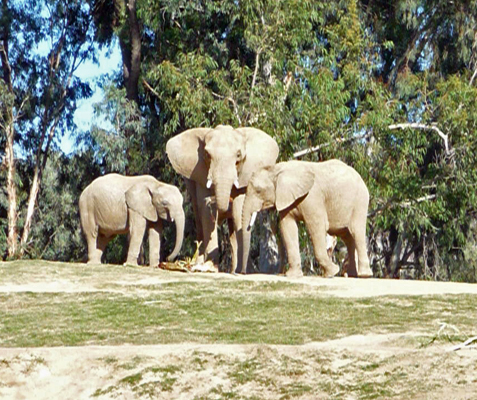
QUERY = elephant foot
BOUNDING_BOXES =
[358,265,373,278]
[322,263,340,278]
[123,260,139,267]
[286,268,303,278]
[86,260,101,265]
[233,270,247,275]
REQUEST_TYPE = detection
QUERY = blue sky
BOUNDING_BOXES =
[60,42,122,154]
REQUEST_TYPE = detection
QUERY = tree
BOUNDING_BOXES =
[0,0,95,258]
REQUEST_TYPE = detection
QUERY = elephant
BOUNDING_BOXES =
[241,159,373,278]
[166,125,279,272]
[79,173,185,266]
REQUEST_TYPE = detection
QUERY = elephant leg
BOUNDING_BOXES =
[197,185,219,265]
[82,211,102,263]
[231,194,245,274]
[148,220,163,267]
[88,232,110,264]
[125,210,147,266]
[279,213,303,278]
[306,218,340,278]
[348,220,372,278]
[85,228,100,264]
[228,218,237,273]
[341,232,358,277]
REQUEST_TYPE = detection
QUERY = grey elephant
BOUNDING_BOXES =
[79,173,185,266]
[242,160,373,278]
[166,125,279,272]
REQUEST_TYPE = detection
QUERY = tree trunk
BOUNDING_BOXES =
[258,212,279,273]
[116,0,142,174]
[388,231,403,278]
[5,123,18,258]
[20,112,61,254]
[1,0,18,258]
[118,0,141,104]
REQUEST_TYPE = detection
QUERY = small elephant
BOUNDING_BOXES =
[242,160,373,278]
[79,174,185,266]
[166,125,279,272]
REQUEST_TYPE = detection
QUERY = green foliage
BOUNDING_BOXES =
[3,0,477,281]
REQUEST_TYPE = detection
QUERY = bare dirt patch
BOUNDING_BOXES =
[2,260,477,298]
[1,261,477,399]
[1,335,476,400]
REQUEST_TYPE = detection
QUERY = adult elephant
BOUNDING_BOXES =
[242,160,373,278]
[166,125,279,273]
[79,174,185,266]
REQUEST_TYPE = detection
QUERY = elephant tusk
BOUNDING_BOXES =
[234,179,240,189]
[249,211,258,228]
[206,179,213,189]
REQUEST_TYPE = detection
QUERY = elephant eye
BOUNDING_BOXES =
[236,151,242,165]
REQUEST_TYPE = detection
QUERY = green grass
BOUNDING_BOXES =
[2,261,476,399]
[0,277,475,347]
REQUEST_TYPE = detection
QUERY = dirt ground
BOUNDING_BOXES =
[1,269,477,399]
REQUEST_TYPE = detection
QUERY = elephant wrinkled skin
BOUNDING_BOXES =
[166,125,279,273]
[79,174,185,266]
[242,160,373,278]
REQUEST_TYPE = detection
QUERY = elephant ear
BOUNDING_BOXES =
[125,183,158,222]
[275,162,315,211]
[235,127,279,188]
[166,128,211,187]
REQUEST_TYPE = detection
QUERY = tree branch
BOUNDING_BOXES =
[293,132,371,158]
[368,194,437,217]
[400,194,436,208]
[142,78,160,98]
[251,50,261,91]
[211,91,242,125]
[449,335,477,351]
[470,67,477,86]
[388,123,451,155]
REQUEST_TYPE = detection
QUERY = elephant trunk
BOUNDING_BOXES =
[214,177,234,214]
[240,196,259,274]
[167,209,185,261]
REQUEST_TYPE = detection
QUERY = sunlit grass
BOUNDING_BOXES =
[0,278,475,347]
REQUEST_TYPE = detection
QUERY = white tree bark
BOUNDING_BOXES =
[388,123,451,155]
[258,212,279,274]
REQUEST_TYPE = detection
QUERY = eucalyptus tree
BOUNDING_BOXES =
[0,0,95,258]
[80,0,477,280]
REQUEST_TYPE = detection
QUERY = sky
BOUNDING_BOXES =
[60,42,122,154]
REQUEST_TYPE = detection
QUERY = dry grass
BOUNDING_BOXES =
[0,260,476,399]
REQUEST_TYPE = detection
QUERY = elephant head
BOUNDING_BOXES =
[125,181,185,261]
[166,125,279,214]
[241,162,315,271]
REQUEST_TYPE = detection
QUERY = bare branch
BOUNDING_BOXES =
[12,95,30,123]
[0,42,13,91]
[400,194,436,208]
[142,78,161,98]
[369,193,437,217]
[293,132,371,158]
[470,67,477,86]
[388,123,450,155]
[212,91,242,125]
[449,335,477,351]
[251,50,261,91]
